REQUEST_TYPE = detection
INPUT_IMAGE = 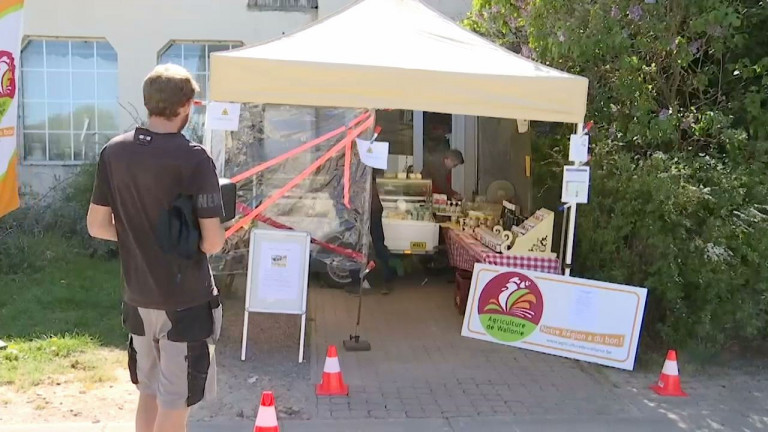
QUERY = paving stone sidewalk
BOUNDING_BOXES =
[308,281,641,420]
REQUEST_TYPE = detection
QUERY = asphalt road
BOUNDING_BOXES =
[0,416,694,432]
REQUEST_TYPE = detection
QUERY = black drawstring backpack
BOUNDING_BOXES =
[155,194,201,260]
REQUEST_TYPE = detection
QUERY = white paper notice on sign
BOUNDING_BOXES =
[569,288,599,330]
[257,241,303,300]
[561,166,590,204]
[461,265,648,370]
[356,138,389,170]
[568,134,589,163]
[205,102,241,131]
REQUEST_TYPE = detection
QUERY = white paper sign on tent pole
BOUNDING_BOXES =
[568,133,589,163]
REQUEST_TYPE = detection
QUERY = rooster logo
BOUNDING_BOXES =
[477,271,543,343]
[483,276,537,319]
[0,50,17,122]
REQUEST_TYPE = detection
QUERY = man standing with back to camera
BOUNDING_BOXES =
[86,64,226,432]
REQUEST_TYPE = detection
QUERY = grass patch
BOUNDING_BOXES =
[0,335,123,390]
[0,236,124,346]
[0,233,125,389]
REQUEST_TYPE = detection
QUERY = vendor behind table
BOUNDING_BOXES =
[422,148,464,201]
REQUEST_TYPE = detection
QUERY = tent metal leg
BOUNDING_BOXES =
[563,122,584,276]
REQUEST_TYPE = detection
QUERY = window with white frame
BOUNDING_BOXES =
[20,39,120,162]
[158,42,243,143]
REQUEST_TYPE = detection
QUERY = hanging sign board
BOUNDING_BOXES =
[568,133,589,163]
[206,101,241,131]
[461,264,648,371]
[561,166,590,204]
[241,229,310,363]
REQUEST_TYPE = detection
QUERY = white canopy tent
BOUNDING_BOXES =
[209,0,589,276]
[209,0,588,124]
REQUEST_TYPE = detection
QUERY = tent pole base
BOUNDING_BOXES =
[343,335,371,352]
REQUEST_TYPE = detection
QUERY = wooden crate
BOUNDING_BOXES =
[454,270,473,315]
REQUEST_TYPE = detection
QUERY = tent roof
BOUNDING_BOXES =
[210,0,588,124]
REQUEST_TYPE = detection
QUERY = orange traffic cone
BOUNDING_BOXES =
[316,345,349,396]
[650,350,688,397]
[253,391,280,432]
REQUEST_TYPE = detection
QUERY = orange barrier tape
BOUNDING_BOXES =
[225,114,375,238]
[230,111,372,184]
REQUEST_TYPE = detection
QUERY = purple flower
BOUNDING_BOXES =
[491,4,501,14]
[557,31,566,42]
[681,118,693,129]
[659,108,670,120]
[609,125,617,139]
[521,45,533,58]
[689,39,703,56]
[610,6,621,18]
[670,39,679,50]
[506,16,517,27]
[628,5,643,21]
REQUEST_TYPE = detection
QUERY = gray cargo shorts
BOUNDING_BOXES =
[121,297,222,410]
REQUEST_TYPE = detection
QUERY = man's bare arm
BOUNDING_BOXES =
[87,204,118,241]
[199,217,225,255]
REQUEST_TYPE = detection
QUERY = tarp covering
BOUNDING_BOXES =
[209,0,589,124]
[209,105,375,285]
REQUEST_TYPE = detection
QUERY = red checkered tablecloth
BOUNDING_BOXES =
[444,227,561,274]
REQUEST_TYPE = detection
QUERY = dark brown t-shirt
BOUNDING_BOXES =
[91,127,224,310]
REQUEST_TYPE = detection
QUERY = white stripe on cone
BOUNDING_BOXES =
[323,356,341,373]
[255,405,278,427]
[661,360,679,376]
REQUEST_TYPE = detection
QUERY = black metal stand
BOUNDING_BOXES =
[343,266,372,352]
[559,205,569,274]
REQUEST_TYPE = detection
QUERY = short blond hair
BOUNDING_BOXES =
[143,64,200,120]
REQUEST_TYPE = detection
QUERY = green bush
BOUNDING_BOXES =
[577,150,768,349]
[0,164,117,276]
[466,0,768,349]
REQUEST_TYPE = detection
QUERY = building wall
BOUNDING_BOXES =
[319,0,472,20]
[22,0,315,132]
[17,0,473,197]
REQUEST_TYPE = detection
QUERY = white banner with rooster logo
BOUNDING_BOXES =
[0,0,22,218]
[461,264,647,371]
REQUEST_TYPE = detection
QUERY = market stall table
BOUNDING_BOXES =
[444,227,561,275]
